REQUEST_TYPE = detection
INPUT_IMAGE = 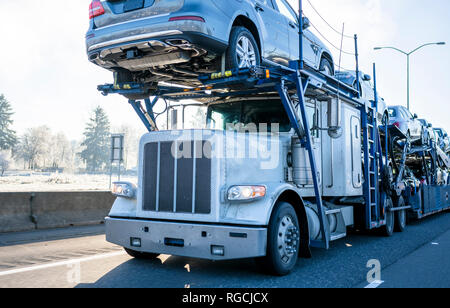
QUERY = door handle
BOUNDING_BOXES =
[255,4,265,12]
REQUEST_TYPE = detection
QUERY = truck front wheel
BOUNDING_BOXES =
[256,202,300,276]
[124,248,159,260]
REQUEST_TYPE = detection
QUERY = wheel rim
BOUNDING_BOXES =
[277,215,299,264]
[236,36,257,68]
[322,65,331,76]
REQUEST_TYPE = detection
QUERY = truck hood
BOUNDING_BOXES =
[134,129,289,223]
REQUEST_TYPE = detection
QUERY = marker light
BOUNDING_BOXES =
[227,186,266,201]
[112,182,137,199]
[89,1,105,19]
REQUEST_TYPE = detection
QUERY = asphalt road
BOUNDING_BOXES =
[0,212,450,288]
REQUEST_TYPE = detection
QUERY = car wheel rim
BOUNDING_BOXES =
[322,65,331,76]
[277,215,299,264]
[236,36,257,68]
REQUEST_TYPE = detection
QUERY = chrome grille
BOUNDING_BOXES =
[142,141,211,214]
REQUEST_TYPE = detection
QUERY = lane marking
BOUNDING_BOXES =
[365,280,384,288]
[0,251,126,277]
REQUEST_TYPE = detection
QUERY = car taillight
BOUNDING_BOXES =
[169,16,205,22]
[89,0,105,19]
[393,122,400,128]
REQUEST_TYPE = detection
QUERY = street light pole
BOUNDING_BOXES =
[374,42,446,110]
[407,54,410,110]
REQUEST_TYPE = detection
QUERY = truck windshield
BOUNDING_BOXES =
[207,99,291,132]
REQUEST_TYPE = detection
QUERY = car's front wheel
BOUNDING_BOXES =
[226,27,261,70]
[319,57,334,76]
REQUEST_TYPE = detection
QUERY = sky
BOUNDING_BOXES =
[0,0,449,140]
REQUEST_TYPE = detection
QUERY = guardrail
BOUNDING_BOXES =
[0,192,116,233]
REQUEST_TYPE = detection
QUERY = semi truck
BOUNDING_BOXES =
[93,2,450,276]
[97,61,450,276]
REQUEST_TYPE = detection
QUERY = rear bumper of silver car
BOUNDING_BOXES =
[106,217,267,260]
[87,28,228,71]
[87,30,183,52]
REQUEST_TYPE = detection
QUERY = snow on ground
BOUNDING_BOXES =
[0,172,137,192]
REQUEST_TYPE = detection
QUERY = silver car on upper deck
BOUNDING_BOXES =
[86,0,335,92]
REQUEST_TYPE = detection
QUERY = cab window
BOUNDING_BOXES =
[274,0,298,24]
[256,0,274,8]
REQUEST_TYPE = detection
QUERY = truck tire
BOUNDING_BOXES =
[394,196,407,232]
[380,196,395,237]
[124,248,159,260]
[226,27,261,70]
[255,202,300,276]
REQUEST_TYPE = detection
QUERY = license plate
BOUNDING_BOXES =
[124,0,145,12]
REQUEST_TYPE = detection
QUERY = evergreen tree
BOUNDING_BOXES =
[80,106,111,172]
[0,94,17,150]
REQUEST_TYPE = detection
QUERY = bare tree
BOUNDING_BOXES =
[0,152,9,176]
[47,132,71,169]
[14,126,51,169]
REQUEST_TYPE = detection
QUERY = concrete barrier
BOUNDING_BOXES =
[0,193,35,233]
[0,192,116,233]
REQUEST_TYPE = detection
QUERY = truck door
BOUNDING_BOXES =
[351,116,362,188]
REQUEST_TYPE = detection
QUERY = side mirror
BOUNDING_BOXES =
[413,113,418,119]
[428,123,432,128]
[363,74,371,81]
[302,17,311,30]
[444,133,448,138]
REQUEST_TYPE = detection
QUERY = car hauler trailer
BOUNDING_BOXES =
[94,3,450,276]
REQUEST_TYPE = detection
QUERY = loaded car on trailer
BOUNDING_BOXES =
[335,70,388,124]
[388,106,424,144]
[86,0,336,94]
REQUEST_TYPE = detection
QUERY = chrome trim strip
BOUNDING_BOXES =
[96,13,170,31]
[88,30,183,52]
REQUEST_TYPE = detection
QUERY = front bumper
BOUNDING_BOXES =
[106,217,267,260]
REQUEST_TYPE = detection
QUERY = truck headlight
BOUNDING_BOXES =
[112,182,137,199]
[227,186,266,201]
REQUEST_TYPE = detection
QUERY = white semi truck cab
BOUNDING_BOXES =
[106,90,370,275]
